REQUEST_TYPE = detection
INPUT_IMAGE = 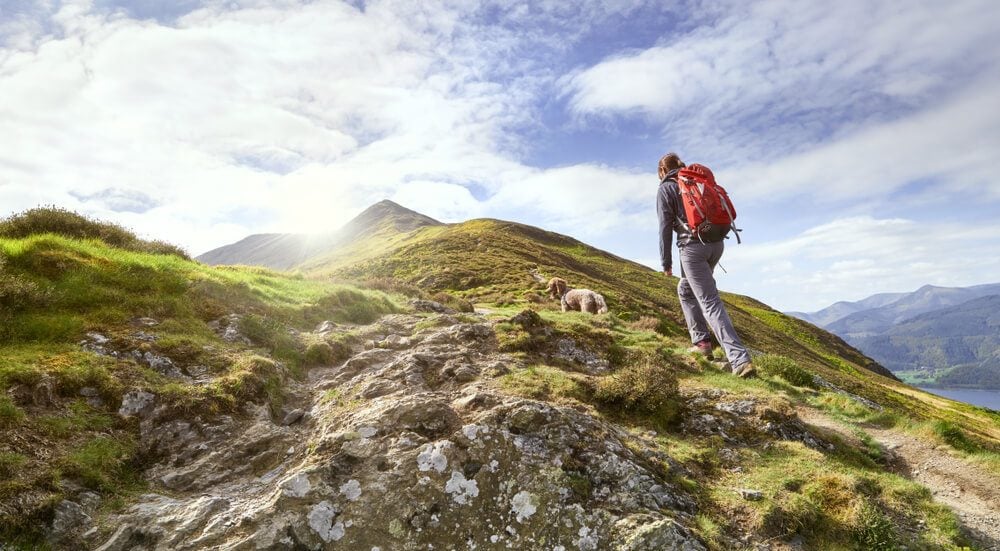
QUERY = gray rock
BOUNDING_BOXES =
[118,390,155,418]
[85,332,110,344]
[615,516,706,551]
[380,334,410,349]
[51,500,91,539]
[715,400,756,416]
[315,320,337,333]
[554,338,610,373]
[78,491,102,512]
[79,387,100,397]
[410,299,453,314]
[143,351,183,378]
[96,315,703,551]
[738,488,764,501]
[281,408,305,426]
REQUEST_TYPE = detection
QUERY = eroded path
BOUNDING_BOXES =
[797,407,1000,550]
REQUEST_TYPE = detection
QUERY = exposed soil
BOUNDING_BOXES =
[797,406,1000,551]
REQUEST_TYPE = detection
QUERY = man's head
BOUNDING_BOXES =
[657,152,685,180]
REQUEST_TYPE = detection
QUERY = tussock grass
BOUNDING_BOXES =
[807,393,900,428]
[0,206,188,258]
[755,354,817,389]
[594,350,680,427]
[0,395,25,428]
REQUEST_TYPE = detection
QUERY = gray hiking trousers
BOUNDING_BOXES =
[677,241,751,369]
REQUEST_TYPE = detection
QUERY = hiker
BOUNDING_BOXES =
[656,152,755,378]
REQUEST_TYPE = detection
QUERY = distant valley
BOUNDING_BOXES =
[789,283,1000,389]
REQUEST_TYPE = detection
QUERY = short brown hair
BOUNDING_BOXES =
[658,152,684,180]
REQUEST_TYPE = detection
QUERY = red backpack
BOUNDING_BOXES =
[675,163,742,244]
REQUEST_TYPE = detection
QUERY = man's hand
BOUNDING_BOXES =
[664,269,673,277]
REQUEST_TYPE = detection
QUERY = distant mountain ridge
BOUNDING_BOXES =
[790,283,1000,388]
[196,200,441,269]
[786,291,907,327]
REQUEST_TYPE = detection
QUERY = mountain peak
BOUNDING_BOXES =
[345,200,442,235]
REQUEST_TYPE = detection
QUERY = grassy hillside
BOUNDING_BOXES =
[0,209,400,544]
[297,215,1000,549]
[4,207,999,549]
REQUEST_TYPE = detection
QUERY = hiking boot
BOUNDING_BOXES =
[687,340,713,357]
[734,362,756,379]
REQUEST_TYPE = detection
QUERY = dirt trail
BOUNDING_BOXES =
[797,407,1000,551]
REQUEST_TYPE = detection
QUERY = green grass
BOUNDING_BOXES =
[703,441,968,550]
[755,354,817,389]
[0,394,25,428]
[0,228,402,546]
[0,452,27,478]
[807,393,900,428]
[499,365,591,404]
[61,436,139,492]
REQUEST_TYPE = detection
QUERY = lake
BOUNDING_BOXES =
[918,387,1000,411]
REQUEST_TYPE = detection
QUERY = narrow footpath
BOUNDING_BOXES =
[797,407,1000,551]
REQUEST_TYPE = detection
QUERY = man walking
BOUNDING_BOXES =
[656,152,755,378]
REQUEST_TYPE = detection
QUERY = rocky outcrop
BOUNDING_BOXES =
[88,313,706,551]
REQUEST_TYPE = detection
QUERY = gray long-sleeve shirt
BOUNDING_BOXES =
[656,170,693,272]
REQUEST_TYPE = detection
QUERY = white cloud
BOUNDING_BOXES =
[717,80,1000,203]
[0,0,543,253]
[718,216,1000,311]
[566,0,1000,164]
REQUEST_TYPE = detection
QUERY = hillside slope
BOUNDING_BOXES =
[3,207,999,550]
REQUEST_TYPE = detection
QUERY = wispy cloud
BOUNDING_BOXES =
[566,0,998,165]
[719,216,1000,311]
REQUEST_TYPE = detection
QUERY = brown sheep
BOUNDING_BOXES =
[546,277,609,315]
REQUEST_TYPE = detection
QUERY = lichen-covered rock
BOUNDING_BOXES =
[614,516,706,551]
[50,500,91,543]
[118,390,155,418]
[96,315,706,551]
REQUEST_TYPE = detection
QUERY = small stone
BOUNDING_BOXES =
[51,500,91,538]
[738,488,764,501]
[453,366,479,383]
[316,320,337,333]
[79,387,100,397]
[382,334,409,349]
[118,390,155,418]
[85,332,109,344]
[135,317,159,326]
[281,409,305,426]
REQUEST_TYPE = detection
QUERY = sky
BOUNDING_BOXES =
[2,0,999,312]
